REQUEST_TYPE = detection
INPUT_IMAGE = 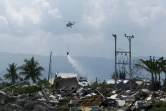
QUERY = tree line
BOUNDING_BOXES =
[3,56,44,84]
[136,56,166,91]
[2,55,166,91]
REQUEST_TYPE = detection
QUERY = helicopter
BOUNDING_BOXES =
[66,22,75,28]
[65,21,76,56]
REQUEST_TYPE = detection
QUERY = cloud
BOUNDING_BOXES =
[0,0,166,58]
[82,0,106,29]
[0,15,8,25]
[0,15,8,32]
[32,0,61,19]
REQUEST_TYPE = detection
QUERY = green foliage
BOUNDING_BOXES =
[137,56,166,91]
[4,63,19,84]
[90,81,99,88]
[152,108,166,111]
[89,80,113,89]
[57,106,69,111]
[13,85,41,94]
[152,101,166,111]
[37,78,50,88]
[0,82,12,88]
[99,80,108,89]
[0,84,41,94]
[0,57,46,94]
[19,56,44,83]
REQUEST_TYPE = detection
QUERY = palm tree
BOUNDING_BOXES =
[136,56,156,91]
[19,57,44,83]
[152,57,158,82]
[4,63,19,84]
[158,57,166,89]
[156,57,166,85]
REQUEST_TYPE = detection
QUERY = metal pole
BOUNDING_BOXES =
[125,34,134,91]
[48,51,52,82]
[112,34,117,90]
[129,39,132,91]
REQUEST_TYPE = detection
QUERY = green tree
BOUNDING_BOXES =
[38,78,50,88]
[136,56,156,91]
[136,56,166,91]
[100,80,108,89]
[19,57,44,83]
[158,57,166,91]
[4,63,19,84]
[156,57,166,87]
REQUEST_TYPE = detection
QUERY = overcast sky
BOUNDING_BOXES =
[0,0,166,58]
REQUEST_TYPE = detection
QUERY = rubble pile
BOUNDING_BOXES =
[68,87,166,111]
[1,77,166,111]
[1,87,166,111]
[0,89,57,111]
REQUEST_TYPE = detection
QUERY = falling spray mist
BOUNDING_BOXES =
[67,55,85,75]
[67,55,94,80]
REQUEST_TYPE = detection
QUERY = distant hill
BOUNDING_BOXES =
[0,52,152,81]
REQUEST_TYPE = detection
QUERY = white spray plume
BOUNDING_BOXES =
[67,55,84,74]
[67,55,95,80]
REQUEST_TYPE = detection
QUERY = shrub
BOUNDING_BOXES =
[152,101,166,111]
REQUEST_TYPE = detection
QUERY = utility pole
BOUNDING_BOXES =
[112,34,117,90]
[112,34,134,91]
[48,51,52,82]
[125,34,134,91]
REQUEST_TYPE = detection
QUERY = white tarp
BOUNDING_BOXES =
[56,72,77,78]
